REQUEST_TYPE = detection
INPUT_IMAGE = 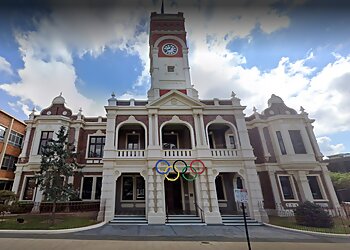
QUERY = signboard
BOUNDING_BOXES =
[234,188,248,203]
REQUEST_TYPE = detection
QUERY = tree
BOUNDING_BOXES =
[330,172,350,190]
[36,126,77,223]
[295,201,334,228]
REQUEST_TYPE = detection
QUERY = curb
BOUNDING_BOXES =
[264,223,350,238]
[0,221,107,234]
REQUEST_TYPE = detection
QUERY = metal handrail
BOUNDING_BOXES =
[194,202,205,223]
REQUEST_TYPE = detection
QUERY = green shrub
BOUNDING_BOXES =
[295,201,334,228]
[0,190,16,205]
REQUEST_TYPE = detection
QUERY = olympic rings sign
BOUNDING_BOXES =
[155,159,206,182]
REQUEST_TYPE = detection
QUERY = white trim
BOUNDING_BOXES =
[277,174,299,202]
[306,174,329,202]
[85,134,106,159]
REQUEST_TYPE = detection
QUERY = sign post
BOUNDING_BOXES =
[234,189,251,250]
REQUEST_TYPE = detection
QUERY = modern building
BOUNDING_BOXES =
[0,110,26,191]
[325,153,350,173]
[12,10,340,224]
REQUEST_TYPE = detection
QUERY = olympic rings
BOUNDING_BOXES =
[155,159,207,182]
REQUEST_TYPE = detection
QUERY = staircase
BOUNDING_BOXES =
[110,215,148,225]
[166,214,205,225]
[221,214,262,226]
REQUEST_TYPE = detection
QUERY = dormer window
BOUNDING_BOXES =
[167,66,175,72]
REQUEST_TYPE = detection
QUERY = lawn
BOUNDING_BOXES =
[0,212,99,230]
[268,216,350,234]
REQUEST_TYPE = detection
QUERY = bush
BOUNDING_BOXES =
[295,201,334,228]
[0,190,16,205]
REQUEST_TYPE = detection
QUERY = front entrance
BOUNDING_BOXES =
[165,175,183,214]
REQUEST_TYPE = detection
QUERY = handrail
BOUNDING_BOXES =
[194,202,204,223]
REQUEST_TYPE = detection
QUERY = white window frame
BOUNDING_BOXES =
[20,175,36,201]
[80,175,102,201]
[225,133,237,149]
[277,174,299,202]
[215,174,227,201]
[0,125,7,140]
[125,132,141,150]
[120,175,145,202]
[307,174,328,202]
[85,134,105,159]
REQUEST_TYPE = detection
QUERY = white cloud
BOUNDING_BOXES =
[317,136,346,157]
[0,56,13,75]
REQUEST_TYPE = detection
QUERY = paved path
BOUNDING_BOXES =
[0,238,349,250]
[0,224,349,243]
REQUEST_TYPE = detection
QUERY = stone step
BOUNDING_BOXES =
[110,215,148,225]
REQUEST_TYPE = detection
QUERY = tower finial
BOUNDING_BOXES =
[161,0,164,14]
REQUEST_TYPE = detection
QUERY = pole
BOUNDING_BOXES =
[242,202,252,250]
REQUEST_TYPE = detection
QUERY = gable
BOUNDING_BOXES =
[147,90,205,108]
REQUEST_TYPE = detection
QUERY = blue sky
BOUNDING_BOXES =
[0,0,350,156]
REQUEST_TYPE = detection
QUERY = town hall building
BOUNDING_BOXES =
[12,10,340,225]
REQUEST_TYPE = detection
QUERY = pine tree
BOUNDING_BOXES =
[36,126,77,224]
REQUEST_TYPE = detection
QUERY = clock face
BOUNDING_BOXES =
[162,43,178,56]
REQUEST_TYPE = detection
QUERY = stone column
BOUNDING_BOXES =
[203,165,222,224]
[148,170,165,224]
[320,165,341,209]
[11,166,23,194]
[292,171,313,202]
[234,111,254,158]
[18,123,32,159]
[148,114,154,147]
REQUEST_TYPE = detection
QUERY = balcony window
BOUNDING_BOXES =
[162,133,178,149]
[228,135,236,149]
[289,130,307,154]
[307,175,324,200]
[88,136,105,158]
[276,131,287,155]
[38,131,54,154]
[278,175,297,200]
[127,133,140,150]
[8,131,23,148]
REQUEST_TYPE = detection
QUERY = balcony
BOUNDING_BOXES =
[163,149,193,158]
[116,149,146,158]
[210,149,239,158]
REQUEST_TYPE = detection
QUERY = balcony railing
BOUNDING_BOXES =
[210,149,239,158]
[117,150,146,158]
[163,149,193,158]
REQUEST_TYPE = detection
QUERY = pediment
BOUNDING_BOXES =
[147,90,205,108]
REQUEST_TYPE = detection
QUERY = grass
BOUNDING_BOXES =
[268,216,350,234]
[0,212,98,230]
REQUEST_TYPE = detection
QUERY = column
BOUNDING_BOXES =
[292,171,313,202]
[154,114,159,146]
[203,165,222,224]
[18,123,32,159]
[148,114,154,147]
[258,126,271,161]
[104,112,116,158]
[11,166,23,194]
[320,165,341,209]
[234,111,254,158]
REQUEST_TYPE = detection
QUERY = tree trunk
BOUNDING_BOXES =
[51,199,56,225]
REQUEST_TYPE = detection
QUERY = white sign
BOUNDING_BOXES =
[234,188,248,203]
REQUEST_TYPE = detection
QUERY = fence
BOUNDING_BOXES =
[17,201,100,214]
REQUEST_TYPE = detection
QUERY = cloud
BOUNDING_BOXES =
[0,56,13,75]
[317,136,345,156]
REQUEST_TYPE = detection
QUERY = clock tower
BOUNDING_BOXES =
[147,11,199,101]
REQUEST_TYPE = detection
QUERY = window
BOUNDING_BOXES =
[236,177,243,189]
[81,176,102,200]
[0,180,13,191]
[1,155,18,171]
[0,125,6,140]
[38,131,54,154]
[208,132,215,149]
[81,177,93,200]
[88,136,105,158]
[228,135,236,149]
[167,66,175,72]
[307,176,324,200]
[278,175,296,200]
[127,134,140,150]
[276,131,287,155]
[22,177,36,200]
[289,130,307,154]
[215,175,226,200]
[8,131,23,148]
[121,175,145,201]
